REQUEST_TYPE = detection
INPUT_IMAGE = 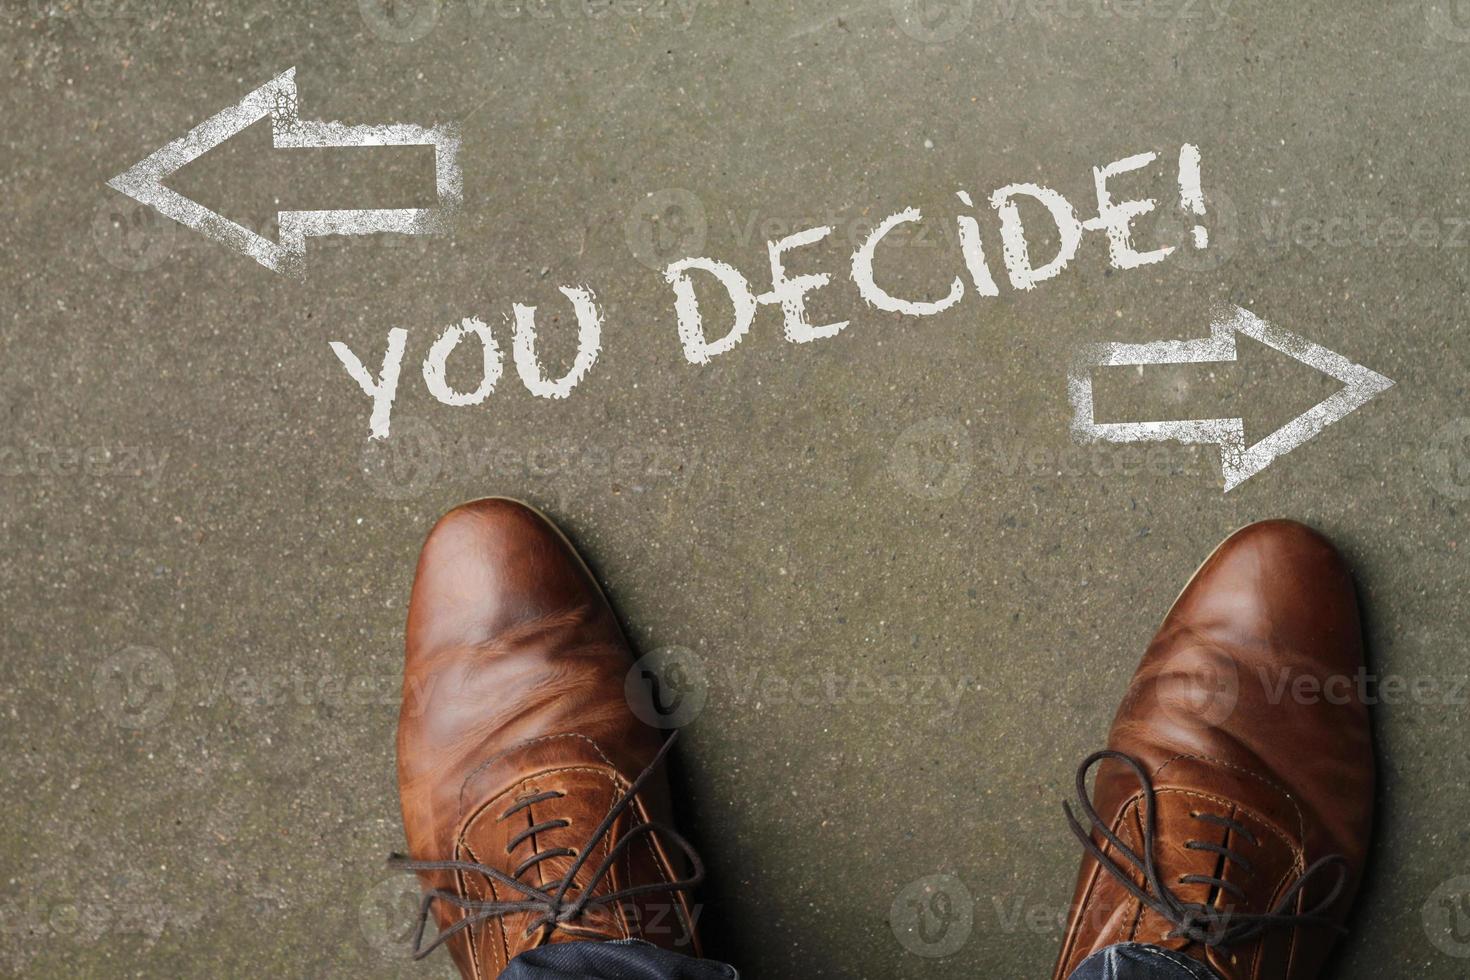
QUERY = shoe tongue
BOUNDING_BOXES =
[455,748,635,954]
[517,777,616,892]
[1146,795,1233,908]
[1095,793,1224,962]
[1121,788,1300,955]
[1076,754,1313,975]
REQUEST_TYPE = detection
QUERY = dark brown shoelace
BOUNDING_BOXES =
[389,732,704,959]
[1064,749,1350,947]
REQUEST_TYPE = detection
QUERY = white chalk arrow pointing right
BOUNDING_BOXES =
[1068,305,1394,492]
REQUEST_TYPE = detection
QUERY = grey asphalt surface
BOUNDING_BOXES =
[4,0,1469,976]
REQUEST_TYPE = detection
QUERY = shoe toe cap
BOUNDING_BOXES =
[406,497,596,654]
[1165,519,1362,675]
[1114,519,1373,857]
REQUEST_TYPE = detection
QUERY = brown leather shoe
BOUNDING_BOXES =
[1053,520,1374,980]
[391,498,703,979]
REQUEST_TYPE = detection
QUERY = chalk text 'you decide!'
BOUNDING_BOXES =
[332,145,1213,438]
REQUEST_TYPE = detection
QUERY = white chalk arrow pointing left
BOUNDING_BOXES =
[106,67,462,278]
[1068,305,1394,491]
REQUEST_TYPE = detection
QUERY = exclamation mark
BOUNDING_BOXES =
[1178,143,1208,248]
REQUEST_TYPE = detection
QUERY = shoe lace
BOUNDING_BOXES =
[1063,749,1350,948]
[388,732,704,959]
